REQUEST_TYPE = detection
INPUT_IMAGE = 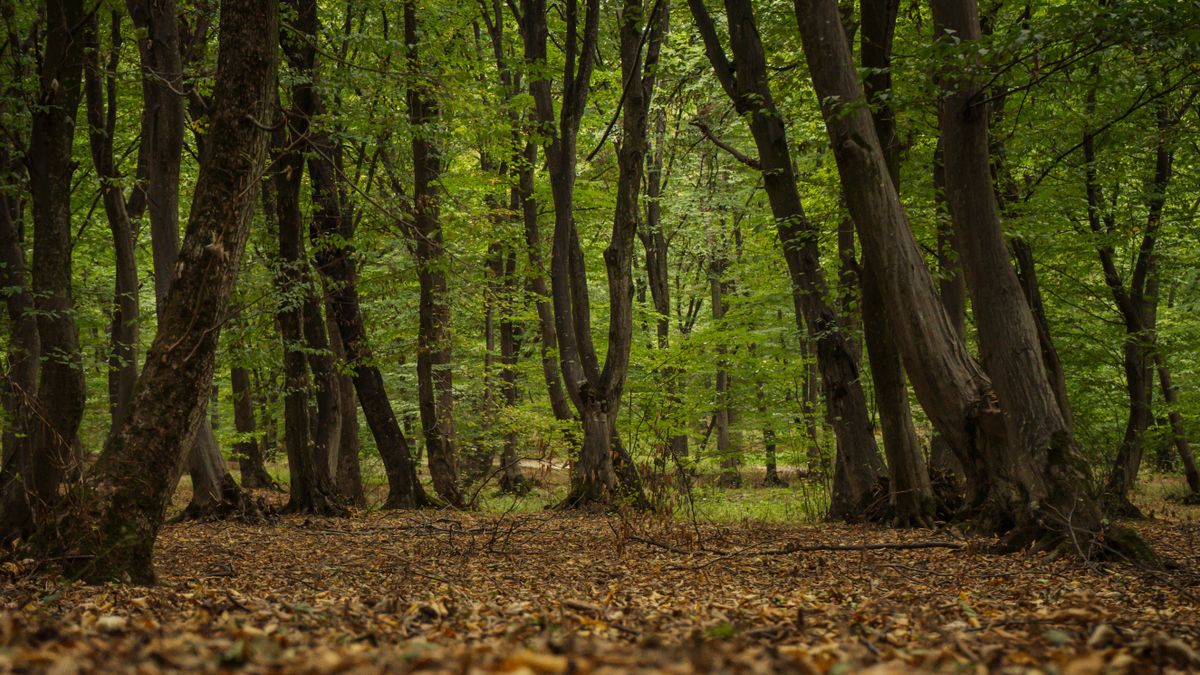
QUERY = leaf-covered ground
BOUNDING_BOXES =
[3,496,1200,674]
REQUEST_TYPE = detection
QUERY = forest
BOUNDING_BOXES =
[0,0,1199,670]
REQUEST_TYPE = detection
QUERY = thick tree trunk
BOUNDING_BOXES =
[83,12,139,431]
[794,0,1145,558]
[405,0,463,507]
[688,0,883,521]
[232,365,273,488]
[22,0,89,538]
[51,0,278,582]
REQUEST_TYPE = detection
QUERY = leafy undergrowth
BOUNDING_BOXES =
[2,509,1199,673]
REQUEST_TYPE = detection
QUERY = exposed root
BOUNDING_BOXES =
[171,484,271,524]
[1103,492,1146,520]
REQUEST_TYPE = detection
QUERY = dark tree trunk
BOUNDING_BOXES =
[325,296,366,506]
[1011,239,1074,430]
[859,0,934,526]
[794,0,1146,558]
[497,244,526,493]
[268,111,344,516]
[51,0,278,582]
[232,364,273,488]
[287,0,431,510]
[521,0,656,507]
[404,0,463,507]
[0,163,39,542]
[20,0,90,539]
[83,12,140,431]
[1154,355,1200,495]
[929,140,965,481]
[689,0,884,520]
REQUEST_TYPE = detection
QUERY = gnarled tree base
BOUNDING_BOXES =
[171,476,270,524]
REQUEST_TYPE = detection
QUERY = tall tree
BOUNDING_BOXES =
[687,0,884,520]
[51,0,278,582]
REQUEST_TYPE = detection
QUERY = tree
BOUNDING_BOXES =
[50,0,279,582]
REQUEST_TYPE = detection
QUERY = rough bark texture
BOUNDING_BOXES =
[688,0,884,520]
[793,0,1146,560]
[52,0,277,582]
[405,0,464,508]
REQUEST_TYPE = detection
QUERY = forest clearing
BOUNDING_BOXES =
[3,0,1200,670]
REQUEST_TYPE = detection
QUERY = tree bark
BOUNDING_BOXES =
[325,296,366,505]
[53,0,278,582]
[20,0,89,539]
[1154,355,1200,495]
[859,0,933,526]
[794,0,1145,558]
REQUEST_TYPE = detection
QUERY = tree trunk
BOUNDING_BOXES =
[1154,355,1200,496]
[405,0,463,507]
[22,0,89,538]
[710,237,739,488]
[1011,239,1074,430]
[288,0,431,510]
[232,364,273,488]
[688,0,884,521]
[859,0,933,526]
[83,12,139,431]
[52,0,277,582]
[795,0,1146,558]
[325,295,366,505]
[929,140,965,481]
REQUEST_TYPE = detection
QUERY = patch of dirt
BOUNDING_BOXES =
[2,512,1198,672]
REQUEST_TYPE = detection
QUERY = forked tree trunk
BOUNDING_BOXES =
[289,0,431,509]
[51,0,278,582]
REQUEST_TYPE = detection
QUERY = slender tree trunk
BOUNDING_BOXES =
[325,295,366,505]
[288,0,430,510]
[929,140,965,481]
[232,364,273,488]
[51,0,278,582]
[689,0,884,521]
[1154,355,1200,495]
[859,0,933,526]
[1011,239,1074,430]
[83,12,139,431]
[405,0,463,507]
[710,235,739,488]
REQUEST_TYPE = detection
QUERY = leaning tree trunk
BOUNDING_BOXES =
[859,0,934,526]
[929,140,966,482]
[405,0,463,507]
[50,0,278,583]
[688,0,884,521]
[130,0,242,518]
[287,0,431,510]
[1154,355,1200,496]
[795,0,1149,558]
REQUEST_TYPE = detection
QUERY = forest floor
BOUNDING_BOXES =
[2,475,1200,673]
